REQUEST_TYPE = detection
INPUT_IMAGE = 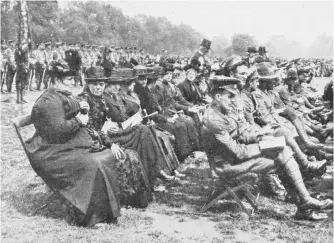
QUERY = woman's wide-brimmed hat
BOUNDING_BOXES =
[256,62,279,81]
[85,66,109,82]
[106,76,138,84]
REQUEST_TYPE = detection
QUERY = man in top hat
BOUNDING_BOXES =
[191,38,212,71]
[245,46,258,67]
[202,75,332,221]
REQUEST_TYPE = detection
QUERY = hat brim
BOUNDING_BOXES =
[258,74,279,81]
[106,76,138,84]
[85,77,109,82]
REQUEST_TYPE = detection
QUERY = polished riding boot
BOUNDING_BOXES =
[21,90,27,103]
[290,117,323,150]
[260,173,285,200]
[16,90,21,104]
[280,156,332,211]
[309,123,332,143]
[316,150,333,161]
[284,134,327,176]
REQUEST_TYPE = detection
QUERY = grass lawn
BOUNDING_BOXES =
[1,80,333,243]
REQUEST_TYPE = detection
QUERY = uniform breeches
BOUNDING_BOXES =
[6,65,16,91]
[215,157,277,177]
[15,68,29,91]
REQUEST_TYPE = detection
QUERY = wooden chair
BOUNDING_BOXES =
[12,114,58,216]
[200,132,259,217]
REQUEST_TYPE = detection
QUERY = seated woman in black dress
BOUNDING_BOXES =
[134,73,200,162]
[25,74,120,227]
[77,66,152,208]
[102,76,176,187]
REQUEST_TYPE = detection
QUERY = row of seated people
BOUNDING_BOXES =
[24,59,333,227]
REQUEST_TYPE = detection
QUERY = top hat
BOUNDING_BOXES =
[200,38,212,50]
[247,46,258,54]
[258,46,267,54]
[256,62,278,81]
[85,66,109,82]
[287,68,298,79]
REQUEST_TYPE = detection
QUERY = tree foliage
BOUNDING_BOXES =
[1,0,202,54]
[231,33,257,55]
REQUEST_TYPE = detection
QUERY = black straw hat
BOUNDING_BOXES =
[85,66,109,82]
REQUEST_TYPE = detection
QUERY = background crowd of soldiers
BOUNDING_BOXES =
[0,39,333,103]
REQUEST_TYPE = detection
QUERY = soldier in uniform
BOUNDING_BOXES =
[253,63,331,152]
[1,40,7,92]
[3,40,17,93]
[223,56,326,196]
[15,41,29,103]
[35,42,48,90]
[202,77,332,221]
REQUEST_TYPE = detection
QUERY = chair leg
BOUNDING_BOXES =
[201,185,245,213]
[225,185,252,218]
[30,192,57,216]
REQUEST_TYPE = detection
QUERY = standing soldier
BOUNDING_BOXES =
[3,40,17,93]
[1,40,7,92]
[27,43,37,91]
[35,43,47,90]
[59,42,66,60]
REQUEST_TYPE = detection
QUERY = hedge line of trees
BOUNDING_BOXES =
[1,0,202,55]
[1,0,332,58]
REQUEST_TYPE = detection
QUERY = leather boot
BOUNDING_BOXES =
[316,150,333,161]
[321,144,333,153]
[309,124,332,143]
[260,173,286,200]
[284,133,327,176]
[20,90,27,103]
[16,90,21,104]
[278,155,332,211]
[290,117,323,150]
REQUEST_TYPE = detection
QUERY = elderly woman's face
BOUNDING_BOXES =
[88,81,105,96]
[105,83,120,94]
[62,77,75,87]
[187,70,196,82]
